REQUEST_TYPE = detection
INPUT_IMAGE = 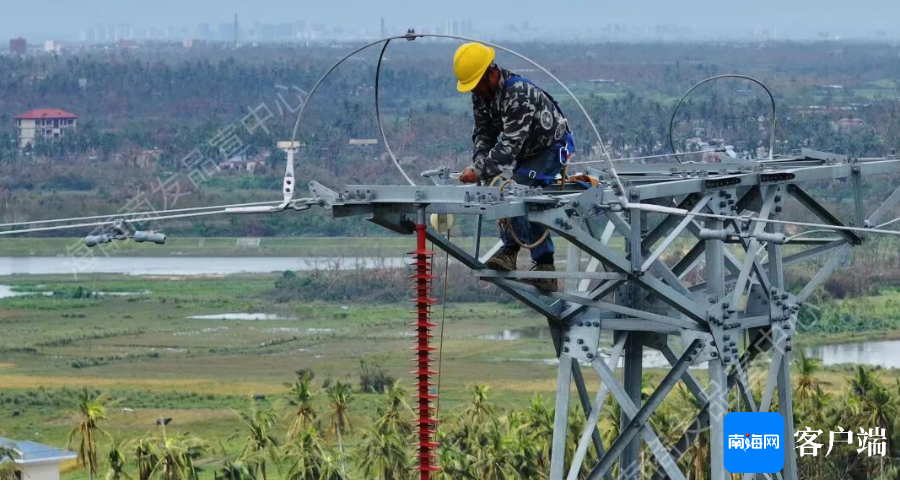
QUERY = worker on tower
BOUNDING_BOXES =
[455,42,574,292]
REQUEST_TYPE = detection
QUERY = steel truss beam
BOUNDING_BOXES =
[306,151,900,479]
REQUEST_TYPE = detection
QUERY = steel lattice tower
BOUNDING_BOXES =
[302,149,900,479]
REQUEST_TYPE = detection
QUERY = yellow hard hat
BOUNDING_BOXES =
[453,42,495,93]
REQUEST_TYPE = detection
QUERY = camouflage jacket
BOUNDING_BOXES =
[469,67,570,180]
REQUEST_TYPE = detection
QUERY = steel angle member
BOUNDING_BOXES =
[560,313,602,363]
[474,270,626,280]
[339,184,551,205]
[430,202,528,219]
[798,148,848,163]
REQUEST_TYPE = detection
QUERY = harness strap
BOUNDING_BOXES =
[514,167,557,183]
[504,74,576,163]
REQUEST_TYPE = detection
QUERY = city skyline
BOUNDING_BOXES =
[3,0,900,43]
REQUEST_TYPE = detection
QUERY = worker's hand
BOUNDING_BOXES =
[459,167,479,184]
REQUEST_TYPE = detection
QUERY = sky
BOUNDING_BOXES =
[2,0,900,41]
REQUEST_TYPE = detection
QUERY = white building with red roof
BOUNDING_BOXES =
[14,108,78,149]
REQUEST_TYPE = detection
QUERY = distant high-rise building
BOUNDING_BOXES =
[43,40,62,54]
[9,37,26,55]
[233,12,239,46]
[293,20,307,39]
[196,22,211,40]
[381,17,385,37]
[461,20,473,36]
[217,23,232,41]
[116,23,131,41]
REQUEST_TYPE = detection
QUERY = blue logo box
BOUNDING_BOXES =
[723,412,785,473]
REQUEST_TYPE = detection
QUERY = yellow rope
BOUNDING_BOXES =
[490,175,551,250]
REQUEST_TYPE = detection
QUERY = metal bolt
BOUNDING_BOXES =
[582,346,589,352]
[586,353,594,359]
[593,321,600,327]
[563,337,570,342]
[577,339,584,345]
[563,347,569,353]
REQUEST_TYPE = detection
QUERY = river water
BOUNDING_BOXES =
[0,256,405,276]
[481,327,899,369]
[804,340,900,369]
[2,256,896,369]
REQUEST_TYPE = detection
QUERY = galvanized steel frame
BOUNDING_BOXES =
[311,150,900,479]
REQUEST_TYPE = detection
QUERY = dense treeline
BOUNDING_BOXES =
[1,41,900,235]
[8,358,897,479]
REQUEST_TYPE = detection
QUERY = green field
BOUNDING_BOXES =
[1,266,899,478]
[0,272,569,478]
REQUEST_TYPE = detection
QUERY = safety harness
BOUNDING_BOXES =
[504,75,576,183]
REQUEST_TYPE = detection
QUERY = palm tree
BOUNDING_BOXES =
[517,394,553,471]
[68,388,109,479]
[506,422,542,479]
[668,385,708,480]
[282,426,345,480]
[0,445,20,481]
[133,435,158,480]
[356,426,411,479]
[795,350,821,404]
[374,381,413,436]
[435,443,475,480]
[235,403,279,479]
[285,378,317,441]
[215,459,256,480]
[325,381,353,465]
[105,437,129,480]
[154,433,206,480]
[848,366,896,476]
[470,417,511,479]
[461,385,495,426]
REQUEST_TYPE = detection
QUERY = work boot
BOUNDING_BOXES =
[485,247,519,271]
[527,262,558,292]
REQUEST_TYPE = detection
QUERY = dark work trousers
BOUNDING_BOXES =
[501,144,565,263]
